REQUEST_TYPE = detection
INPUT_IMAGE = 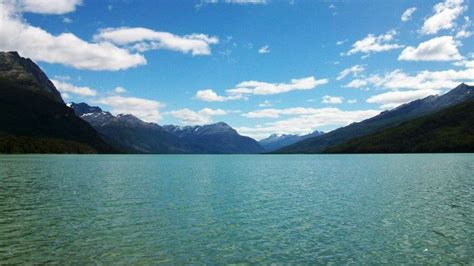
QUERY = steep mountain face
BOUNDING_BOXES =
[163,123,265,154]
[71,103,264,154]
[0,51,63,103]
[275,83,474,153]
[0,52,114,153]
[259,130,324,152]
[325,100,474,153]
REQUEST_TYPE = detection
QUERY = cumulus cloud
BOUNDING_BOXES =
[345,30,404,55]
[194,89,242,102]
[421,0,467,35]
[398,36,463,61]
[366,90,441,109]
[94,27,219,56]
[336,64,365,80]
[195,76,328,101]
[95,96,165,122]
[0,2,218,70]
[352,68,474,91]
[401,7,417,22]
[13,0,82,14]
[347,65,474,108]
[0,1,146,71]
[258,45,270,54]
[237,107,380,139]
[344,79,369,89]
[228,76,328,96]
[169,108,227,125]
[51,79,97,97]
[321,95,344,104]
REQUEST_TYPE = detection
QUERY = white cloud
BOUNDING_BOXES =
[228,76,328,96]
[169,108,226,125]
[352,68,474,92]
[337,64,365,80]
[51,79,97,97]
[62,17,73,23]
[321,95,344,104]
[258,45,270,54]
[345,30,404,55]
[114,86,127,94]
[454,59,474,68]
[367,90,441,109]
[259,100,272,107]
[95,96,164,122]
[336,39,347,45]
[195,76,328,101]
[0,2,146,71]
[398,36,463,61]
[344,79,368,89]
[14,0,82,15]
[455,16,472,38]
[347,64,474,108]
[237,107,380,140]
[194,89,242,102]
[94,27,219,56]
[421,0,467,35]
[401,7,417,22]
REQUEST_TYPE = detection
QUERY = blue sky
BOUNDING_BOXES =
[1,0,473,139]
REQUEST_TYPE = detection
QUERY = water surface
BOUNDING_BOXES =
[0,154,473,264]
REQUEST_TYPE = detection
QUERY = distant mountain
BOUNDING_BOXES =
[259,130,324,152]
[71,103,264,154]
[325,99,474,153]
[0,51,114,153]
[70,102,186,153]
[275,83,474,153]
[163,123,264,154]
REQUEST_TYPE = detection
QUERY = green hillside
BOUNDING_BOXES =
[325,100,474,153]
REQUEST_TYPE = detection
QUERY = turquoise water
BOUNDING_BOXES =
[0,154,473,264]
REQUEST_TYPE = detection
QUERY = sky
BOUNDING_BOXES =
[0,0,473,139]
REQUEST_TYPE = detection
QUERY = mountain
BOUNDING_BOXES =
[325,99,474,153]
[0,51,63,103]
[259,130,324,152]
[71,103,264,154]
[0,51,115,153]
[275,83,474,153]
[163,123,264,154]
[70,102,186,153]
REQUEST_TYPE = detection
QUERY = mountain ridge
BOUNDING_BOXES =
[325,99,474,153]
[70,102,264,154]
[0,52,115,154]
[274,83,474,153]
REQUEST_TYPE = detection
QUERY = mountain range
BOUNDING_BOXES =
[71,102,264,154]
[274,83,474,153]
[0,51,472,154]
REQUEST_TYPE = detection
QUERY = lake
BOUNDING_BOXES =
[0,154,472,264]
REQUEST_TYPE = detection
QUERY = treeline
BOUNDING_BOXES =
[0,133,97,154]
